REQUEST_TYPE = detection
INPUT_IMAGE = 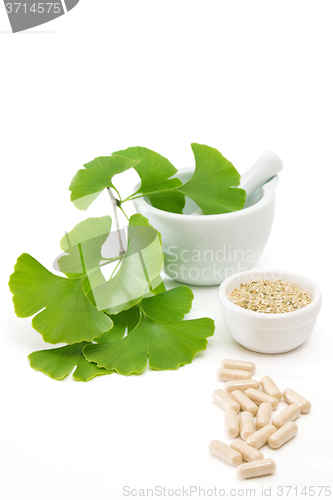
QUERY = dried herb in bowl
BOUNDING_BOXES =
[228,280,312,314]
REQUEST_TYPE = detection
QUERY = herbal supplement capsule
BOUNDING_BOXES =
[213,389,240,412]
[209,439,242,466]
[246,425,277,449]
[260,376,282,400]
[221,359,256,375]
[272,404,300,428]
[268,421,298,449]
[236,458,276,479]
[225,409,240,439]
[256,403,273,429]
[283,389,311,413]
[230,439,264,462]
[217,368,252,382]
[240,411,254,441]
[223,379,260,393]
[231,390,258,415]
[245,388,278,409]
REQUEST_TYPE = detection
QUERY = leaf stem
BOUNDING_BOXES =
[107,187,125,256]
[122,185,182,203]
[78,243,86,275]
[109,257,122,280]
[119,205,129,221]
[99,257,121,268]
[112,185,122,202]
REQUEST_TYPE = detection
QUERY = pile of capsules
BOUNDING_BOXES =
[209,359,311,479]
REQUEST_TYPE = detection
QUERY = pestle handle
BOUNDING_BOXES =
[239,150,283,198]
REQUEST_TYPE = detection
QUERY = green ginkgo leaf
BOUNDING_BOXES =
[69,155,140,210]
[176,143,246,215]
[73,354,113,382]
[28,342,112,381]
[141,285,194,322]
[90,214,164,314]
[113,146,186,214]
[83,287,215,375]
[95,306,140,344]
[9,253,112,344]
[57,216,112,278]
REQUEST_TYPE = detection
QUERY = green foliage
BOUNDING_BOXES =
[113,146,186,214]
[9,253,112,344]
[89,213,164,314]
[28,342,113,382]
[69,155,139,210]
[177,144,246,214]
[84,287,215,375]
[58,216,111,278]
[9,144,229,382]
[69,143,246,215]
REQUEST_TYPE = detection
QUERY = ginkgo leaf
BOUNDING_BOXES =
[9,253,112,344]
[73,354,113,382]
[69,155,140,210]
[84,317,214,375]
[29,342,85,380]
[113,146,186,214]
[140,285,193,322]
[95,306,140,344]
[57,216,112,278]
[83,287,215,375]
[90,214,164,314]
[143,190,185,214]
[28,342,112,381]
[113,146,181,194]
[176,143,246,214]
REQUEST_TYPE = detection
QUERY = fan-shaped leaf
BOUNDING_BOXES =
[58,216,112,278]
[9,253,112,344]
[69,155,139,210]
[90,214,164,314]
[84,287,215,375]
[28,342,112,381]
[177,143,246,214]
[113,146,186,214]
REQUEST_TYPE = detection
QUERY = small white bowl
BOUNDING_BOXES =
[218,269,322,354]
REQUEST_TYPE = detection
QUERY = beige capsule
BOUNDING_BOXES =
[283,389,311,413]
[231,390,258,415]
[217,368,252,382]
[209,439,242,466]
[225,409,240,439]
[223,379,260,393]
[221,359,256,374]
[213,389,240,412]
[236,459,276,479]
[260,376,282,400]
[230,439,264,462]
[268,421,298,449]
[245,388,279,409]
[246,425,277,449]
[240,411,255,441]
[256,403,273,429]
[272,404,300,428]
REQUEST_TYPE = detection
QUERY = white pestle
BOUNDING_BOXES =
[190,150,283,215]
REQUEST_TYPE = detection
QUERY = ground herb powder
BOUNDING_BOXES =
[228,279,313,314]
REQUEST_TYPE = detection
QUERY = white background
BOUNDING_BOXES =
[1,1,333,499]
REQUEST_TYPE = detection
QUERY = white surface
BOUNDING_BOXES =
[219,269,322,353]
[1,1,333,499]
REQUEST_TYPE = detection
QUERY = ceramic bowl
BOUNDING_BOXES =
[133,170,279,286]
[218,269,322,353]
